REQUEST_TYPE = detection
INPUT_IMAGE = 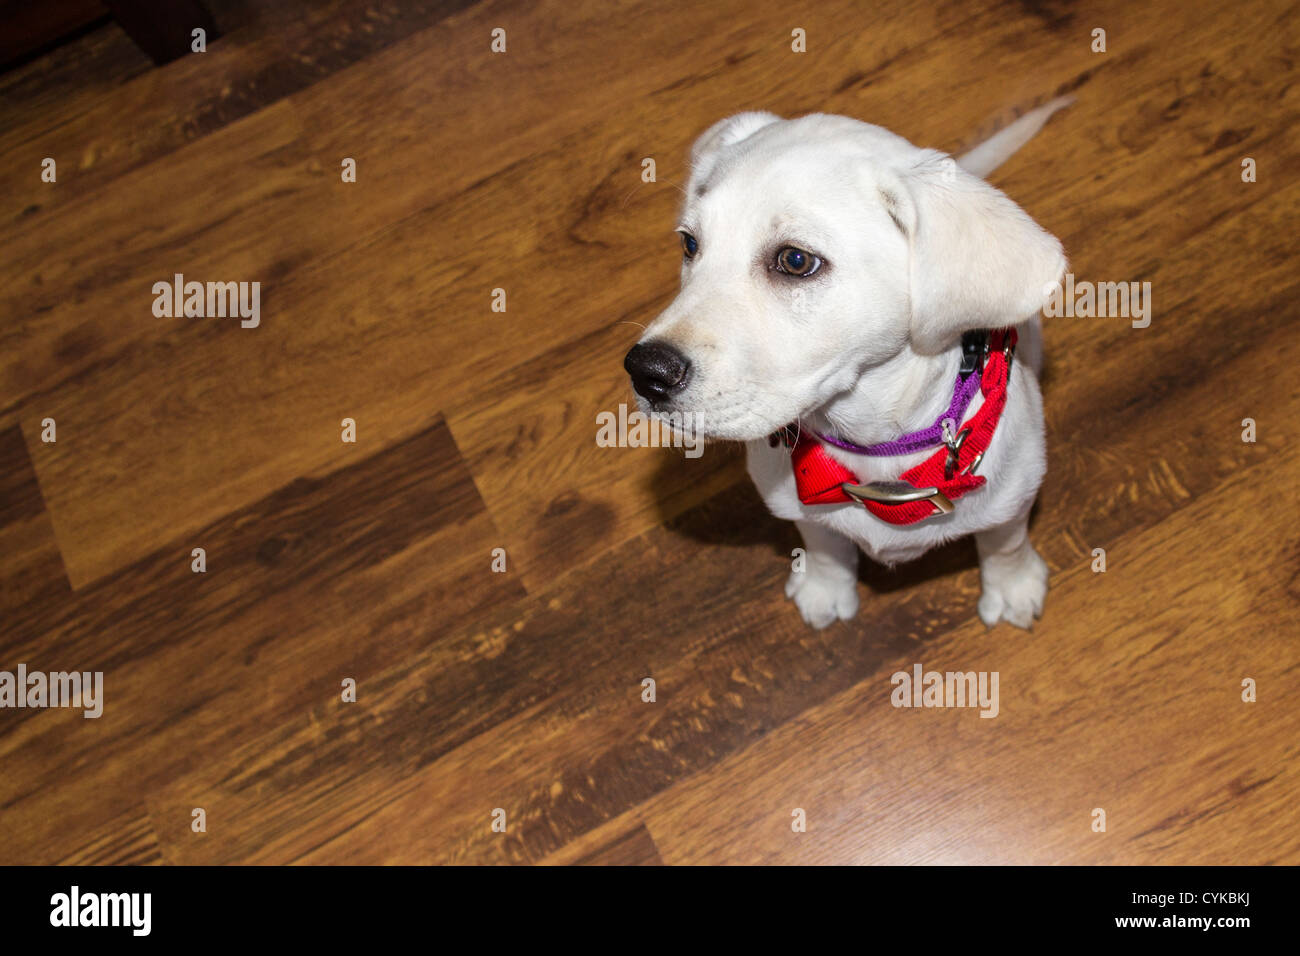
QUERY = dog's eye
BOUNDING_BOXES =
[775,246,820,276]
[680,232,699,259]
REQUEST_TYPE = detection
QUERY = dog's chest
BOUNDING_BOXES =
[804,484,975,564]
[744,438,968,562]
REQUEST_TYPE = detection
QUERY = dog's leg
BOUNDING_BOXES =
[785,520,860,629]
[974,508,1049,629]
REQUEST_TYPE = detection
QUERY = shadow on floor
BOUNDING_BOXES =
[645,439,1007,598]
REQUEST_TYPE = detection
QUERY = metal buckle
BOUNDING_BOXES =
[942,424,972,480]
[841,481,954,516]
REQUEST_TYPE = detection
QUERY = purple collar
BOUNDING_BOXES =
[813,364,983,457]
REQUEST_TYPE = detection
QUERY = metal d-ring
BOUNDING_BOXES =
[943,426,972,480]
[842,481,954,515]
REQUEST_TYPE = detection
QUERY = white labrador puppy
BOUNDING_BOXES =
[625,103,1069,630]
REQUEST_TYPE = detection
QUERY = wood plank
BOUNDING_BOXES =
[569,825,664,866]
[54,807,163,865]
[0,418,524,863]
[0,425,71,619]
[0,0,108,69]
[0,0,478,221]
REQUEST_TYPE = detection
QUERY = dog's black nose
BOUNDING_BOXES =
[624,341,690,402]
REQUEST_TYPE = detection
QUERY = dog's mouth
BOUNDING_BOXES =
[635,394,807,445]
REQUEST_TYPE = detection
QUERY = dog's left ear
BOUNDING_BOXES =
[891,151,1065,354]
[689,112,781,185]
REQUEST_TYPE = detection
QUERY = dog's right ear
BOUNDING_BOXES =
[689,112,781,184]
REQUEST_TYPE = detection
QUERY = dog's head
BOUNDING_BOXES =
[624,112,1065,440]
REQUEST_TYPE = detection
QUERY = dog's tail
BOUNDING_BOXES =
[957,96,1074,179]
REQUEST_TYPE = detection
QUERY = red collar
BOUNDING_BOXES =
[771,328,1017,526]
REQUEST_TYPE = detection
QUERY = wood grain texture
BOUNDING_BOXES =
[570,825,665,867]
[0,0,1296,865]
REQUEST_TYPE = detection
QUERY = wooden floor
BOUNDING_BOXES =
[1,0,1297,865]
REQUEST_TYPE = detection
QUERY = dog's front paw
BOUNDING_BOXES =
[977,545,1049,629]
[785,568,860,629]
